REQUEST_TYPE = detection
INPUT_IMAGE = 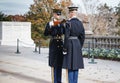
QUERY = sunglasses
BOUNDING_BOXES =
[57,13,61,16]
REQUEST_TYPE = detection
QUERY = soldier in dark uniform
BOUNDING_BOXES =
[62,6,85,83]
[44,9,64,83]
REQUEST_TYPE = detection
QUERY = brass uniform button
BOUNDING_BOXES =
[57,46,60,48]
[57,40,59,42]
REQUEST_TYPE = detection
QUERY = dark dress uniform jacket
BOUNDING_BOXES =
[62,18,85,70]
[44,22,63,67]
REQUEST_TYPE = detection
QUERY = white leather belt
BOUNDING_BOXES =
[69,36,78,39]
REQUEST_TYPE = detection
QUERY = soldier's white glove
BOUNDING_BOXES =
[63,51,67,55]
[63,48,67,55]
[49,21,54,27]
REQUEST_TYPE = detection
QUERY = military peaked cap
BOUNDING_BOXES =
[68,5,78,11]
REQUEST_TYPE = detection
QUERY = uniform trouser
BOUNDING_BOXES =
[68,69,79,83]
[53,67,62,83]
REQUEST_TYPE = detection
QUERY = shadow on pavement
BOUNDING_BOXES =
[0,69,50,83]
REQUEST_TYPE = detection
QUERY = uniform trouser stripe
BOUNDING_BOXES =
[51,67,54,83]
[66,69,68,83]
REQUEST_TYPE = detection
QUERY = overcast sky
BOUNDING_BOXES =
[0,0,34,15]
[0,0,119,15]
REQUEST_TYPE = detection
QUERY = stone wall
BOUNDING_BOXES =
[0,22,2,45]
[0,22,34,47]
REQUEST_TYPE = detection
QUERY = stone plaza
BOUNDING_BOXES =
[0,45,120,83]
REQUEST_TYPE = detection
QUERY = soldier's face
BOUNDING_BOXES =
[53,13,61,20]
[69,11,77,18]
[69,11,73,18]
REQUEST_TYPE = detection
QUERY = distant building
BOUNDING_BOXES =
[0,22,34,47]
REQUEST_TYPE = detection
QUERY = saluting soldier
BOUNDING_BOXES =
[44,8,64,83]
[62,6,85,83]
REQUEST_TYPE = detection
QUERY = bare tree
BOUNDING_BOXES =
[82,0,118,36]
[96,4,118,35]
[82,0,100,35]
